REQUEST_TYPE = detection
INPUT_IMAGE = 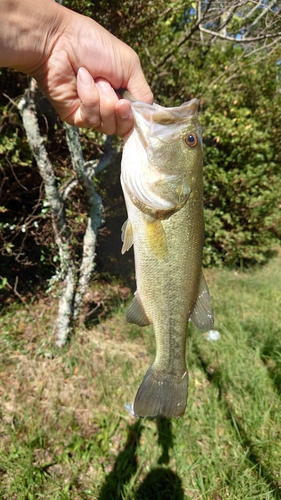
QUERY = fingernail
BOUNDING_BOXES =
[95,79,113,93]
[78,67,93,86]
[120,110,132,120]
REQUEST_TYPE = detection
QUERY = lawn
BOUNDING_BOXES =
[0,252,281,499]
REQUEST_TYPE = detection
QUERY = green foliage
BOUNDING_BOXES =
[202,107,279,264]
[0,1,281,278]
[200,48,281,265]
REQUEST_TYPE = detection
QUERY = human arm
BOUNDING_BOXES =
[0,0,153,135]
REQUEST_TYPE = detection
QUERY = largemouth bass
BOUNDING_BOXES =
[121,93,214,418]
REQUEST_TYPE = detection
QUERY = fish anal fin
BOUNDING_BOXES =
[133,364,188,418]
[121,219,133,254]
[126,292,150,327]
[146,219,168,259]
[190,272,214,331]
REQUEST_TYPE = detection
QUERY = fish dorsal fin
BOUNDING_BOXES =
[190,272,214,331]
[126,292,151,327]
[121,219,133,254]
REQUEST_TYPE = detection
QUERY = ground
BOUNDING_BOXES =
[0,252,281,499]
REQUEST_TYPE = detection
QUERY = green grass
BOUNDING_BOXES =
[0,253,281,499]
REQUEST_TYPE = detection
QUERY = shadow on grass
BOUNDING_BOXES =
[243,319,281,397]
[260,332,281,396]
[193,343,281,499]
[98,417,184,500]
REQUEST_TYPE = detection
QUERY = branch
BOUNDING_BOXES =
[243,0,263,21]
[154,0,216,71]
[60,137,116,201]
[54,261,76,347]
[216,1,246,34]
[18,80,67,240]
[63,124,110,318]
[60,162,98,200]
[93,136,118,175]
[197,0,205,45]
[243,0,279,37]
[243,36,281,58]
[0,275,32,313]
[199,25,281,43]
[18,79,77,346]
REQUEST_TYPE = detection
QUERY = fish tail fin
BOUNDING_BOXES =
[132,365,188,418]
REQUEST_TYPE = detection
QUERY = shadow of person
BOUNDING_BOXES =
[261,332,281,395]
[98,419,143,500]
[156,415,173,465]
[135,417,184,500]
[135,467,184,500]
[98,416,184,500]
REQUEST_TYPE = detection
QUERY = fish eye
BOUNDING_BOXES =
[185,132,198,148]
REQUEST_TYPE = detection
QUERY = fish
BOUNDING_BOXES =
[120,92,214,418]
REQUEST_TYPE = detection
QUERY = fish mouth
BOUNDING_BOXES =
[132,100,198,122]
[152,101,199,124]
[123,93,199,146]
[122,90,198,121]
[123,89,198,120]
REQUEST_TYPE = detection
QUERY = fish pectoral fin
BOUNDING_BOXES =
[121,219,133,254]
[146,219,168,259]
[126,292,151,327]
[190,272,214,331]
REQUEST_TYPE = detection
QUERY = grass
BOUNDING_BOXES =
[0,252,281,499]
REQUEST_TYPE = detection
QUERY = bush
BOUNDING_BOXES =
[200,59,281,266]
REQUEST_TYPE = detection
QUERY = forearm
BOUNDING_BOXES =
[0,0,64,74]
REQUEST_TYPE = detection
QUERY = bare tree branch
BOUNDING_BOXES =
[243,0,264,21]
[243,36,281,58]
[197,0,205,44]
[243,0,278,36]
[63,124,117,320]
[154,0,216,71]
[199,24,281,42]
[18,79,77,346]
[0,274,33,313]
[18,81,67,241]
[17,81,118,345]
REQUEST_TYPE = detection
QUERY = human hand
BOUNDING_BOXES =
[34,4,153,136]
[1,0,153,136]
